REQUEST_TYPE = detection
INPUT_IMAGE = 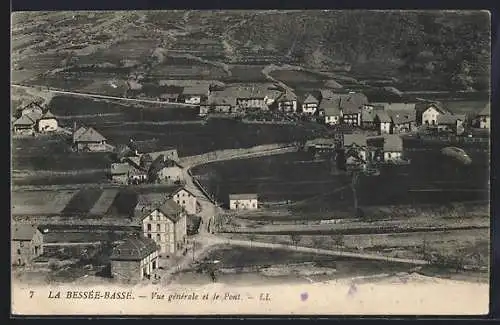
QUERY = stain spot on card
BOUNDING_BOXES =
[300,292,308,301]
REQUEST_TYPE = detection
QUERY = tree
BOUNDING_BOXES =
[290,234,302,249]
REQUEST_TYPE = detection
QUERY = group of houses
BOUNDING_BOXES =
[11,184,198,282]
[110,142,182,186]
[173,82,491,135]
[12,102,59,135]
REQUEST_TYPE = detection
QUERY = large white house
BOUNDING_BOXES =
[140,199,187,256]
[229,193,258,210]
[169,186,197,215]
[37,110,58,133]
[420,103,448,126]
[301,94,319,115]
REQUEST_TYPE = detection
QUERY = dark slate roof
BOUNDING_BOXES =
[158,199,183,221]
[229,193,258,200]
[12,224,37,241]
[437,114,466,125]
[128,139,159,154]
[389,110,416,124]
[340,92,369,114]
[478,103,490,116]
[37,226,111,244]
[13,115,35,126]
[319,97,341,116]
[73,127,106,143]
[277,91,297,102]
[207,93,237,106]
[40,110,57,120]
[303,94,319,104]
[110,237,158,261]
[375,110,392,123]
[343,134,367,147]
[383,135,403,152]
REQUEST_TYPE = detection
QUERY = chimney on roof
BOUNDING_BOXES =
[73,121,77,133]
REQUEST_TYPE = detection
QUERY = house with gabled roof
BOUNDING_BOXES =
[37,110,58,133]
[229,193,258,210]
[11,224,43,266]
[374,110,392,134]
[319,97,342,125]
[475,103,490,129]
[340,92,369,126]
[388,110,417,134]
[436,114,466,135]
[12,115,36,135]
[73,126,110,152]
[138,199,187,256]
[19,102,44,119]
[342,134,368,170]
[382,135,404,163]
[276,91,298,113]
[416,102,449,126]
[110,236,160,282]
[301,93,319,115]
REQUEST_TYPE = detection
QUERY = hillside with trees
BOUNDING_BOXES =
[222,10,490,91]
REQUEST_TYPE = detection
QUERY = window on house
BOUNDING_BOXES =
[252,203,256,208]
[147,234,152,239]
[182,200,185,204]
[17,249,21,254]
[156,234,161,242]
[147,224,152,231]
[157,224,161,232]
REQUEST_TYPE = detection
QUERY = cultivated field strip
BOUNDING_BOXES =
[88,189,120,215]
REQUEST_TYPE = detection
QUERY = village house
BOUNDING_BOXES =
[342,134,368,170]
[232,84,282,110]
[110,162,132,184]
[73,126,110,152]
[475,104,490,129]
[374,110,392,134]
[37,110,58,133]
[417,102,449,126]
[36,225,110,256]
[19,102,44,119]
[381,135,404,163]
[360,105,379,129]
[139,199,187,256]
[148,156,185,185]
[182,84,210,105]
[276,91,298,113]
[436,114,466,135]
[320,97,342,125]
[229,193,258,210]
[12,115,37,135]
[301,94,319,115]
[110,237,159,282]
[169,186,197,215]
[11,224,43,266]
[128,140,179,162]
[203,93,238,114]
[388,110,417,134]
[340,93,369,126]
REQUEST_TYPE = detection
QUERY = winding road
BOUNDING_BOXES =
[11,84,199,107]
